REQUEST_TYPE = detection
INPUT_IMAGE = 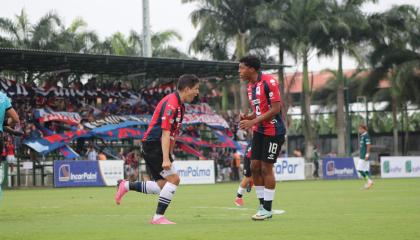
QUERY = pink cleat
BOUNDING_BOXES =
[234,197,244,207]
[150,216,176,225]
[115,179,128,205]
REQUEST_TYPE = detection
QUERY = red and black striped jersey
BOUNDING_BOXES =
[247,73,286,136]
[142,92,185,142]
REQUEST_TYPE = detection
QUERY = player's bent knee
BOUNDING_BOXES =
[166,174,180,186]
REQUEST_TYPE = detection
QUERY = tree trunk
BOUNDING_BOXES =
[391,96,398,155]
[403,103,409,156]
[302,50,314,161]
[336,50,346,156]
[232,83,240,111]
[235,32,248,113]
[222,81,228,111]
[278,40,288,155]
[278,40,286,110]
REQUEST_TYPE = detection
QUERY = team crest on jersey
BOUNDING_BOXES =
[256,86,261,95]
[269,92,273,98]
[166,109,173,116]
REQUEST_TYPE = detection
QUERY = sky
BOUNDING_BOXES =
[1,0,420,72]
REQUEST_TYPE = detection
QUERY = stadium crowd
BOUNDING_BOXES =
[1,76,251,182]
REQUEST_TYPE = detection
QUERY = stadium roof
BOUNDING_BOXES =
[0,48,286,78]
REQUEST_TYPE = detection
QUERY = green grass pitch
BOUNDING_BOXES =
[1,178,420,240]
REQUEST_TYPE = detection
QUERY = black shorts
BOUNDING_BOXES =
[243,155,251,177]
[142,141,173,181]
[251,131,285,163]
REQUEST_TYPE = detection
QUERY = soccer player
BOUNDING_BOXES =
[357,124,374,189]
[0,91,20,196]
[238,55,286,221]
[234,142,254,207]
[115,74,200,224]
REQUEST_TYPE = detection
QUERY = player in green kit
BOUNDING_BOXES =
[357,124,374,189]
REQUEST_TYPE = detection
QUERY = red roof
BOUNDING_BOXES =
[269,69,390,93]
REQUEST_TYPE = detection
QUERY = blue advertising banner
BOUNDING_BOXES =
[322,157,358,179]
[54,160,104,187]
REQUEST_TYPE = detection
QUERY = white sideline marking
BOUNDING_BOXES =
[272,209,286,215]
[191,206,286,214]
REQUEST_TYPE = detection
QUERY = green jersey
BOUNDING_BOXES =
[359,132,371,159]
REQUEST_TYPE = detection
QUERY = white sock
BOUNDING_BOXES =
[127,181,161,194]
[156,182,178,215]
[255,186,264,200]
[264,188,275,201]
[237,186,245,196]
[160,182,177,200]
[145,181,161,194]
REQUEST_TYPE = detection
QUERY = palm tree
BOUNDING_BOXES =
[151,30,189,58]
[188,20,230,61]
[364,4,420,155]
[102,30,187,58]
[263,0,330,160]
[182,0,263,112]
[55,17,101,53]
[315,0,374,156]
[0,8,62,50]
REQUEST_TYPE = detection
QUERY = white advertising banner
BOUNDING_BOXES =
[173,160,215,185]
[99,160,125,186]
[381,156,420,178]
[274,157,305,181]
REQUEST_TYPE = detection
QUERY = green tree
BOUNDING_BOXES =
[316,0,374,156]
[183,0,264,112]
[102,30,187,58]
[0,8,62,50]
[264,0,330,160]
[364,4,420,155]
[55,18,101,53]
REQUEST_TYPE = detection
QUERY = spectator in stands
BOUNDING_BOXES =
[26,122,43,139]
[124,148,139,181]
[216,149,225,182]
[86,144,97,161]
[293,149,303,157]
[231,150,241,181]
[5,138,16,164]
[221,149,232,181]
[98,149,107,160]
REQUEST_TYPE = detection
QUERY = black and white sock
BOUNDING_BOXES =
[263,188,275,212]
[237,186,245,198]
[126,181,161,194]
[154,182,177,219]
[255,186,264,205]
